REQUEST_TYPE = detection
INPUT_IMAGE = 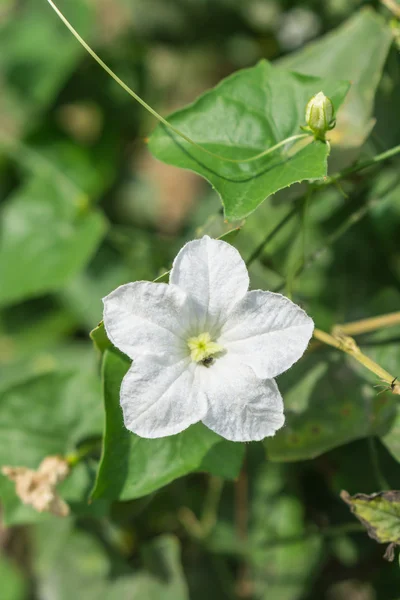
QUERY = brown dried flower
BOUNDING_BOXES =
[2,455,70,517]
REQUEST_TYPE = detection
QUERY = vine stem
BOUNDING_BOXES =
[313,328,400,394]
[235,459,251,599]
[45,0,308,165]
[246,144,400,269]
[271,197,375,294]
[254,523,365,551]
[333,312,400,337]
[380,0,400,18]
[246,205,298,267]
[201,476,224,533]
[179,476,224,540]
[322,144,400,186]
[368,436,390,491]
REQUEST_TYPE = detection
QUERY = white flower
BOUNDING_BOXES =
[103,236,314,442]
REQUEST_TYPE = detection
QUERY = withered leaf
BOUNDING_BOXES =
[341,490,400,561]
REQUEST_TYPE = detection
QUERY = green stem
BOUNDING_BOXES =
[285,189,313,298]
[272,197,378,293]
[224,523,365,559]
[322,143,400,186]
[179,476,224,540]
[245,143,400,268]
[301,190,311,264]
[258,523,365,550]
[45,0,308,165]
[201,476,224,534]
[368,437,390,491]
[313,328,400,392]
[246,204,298,267]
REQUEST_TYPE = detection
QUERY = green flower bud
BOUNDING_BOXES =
[304,91,335,141]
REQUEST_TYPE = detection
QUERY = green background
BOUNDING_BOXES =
[1,1,400,598]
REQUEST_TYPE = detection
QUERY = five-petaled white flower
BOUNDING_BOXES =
[103,236,314,442]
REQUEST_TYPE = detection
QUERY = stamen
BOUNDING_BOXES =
[187,332,224,363]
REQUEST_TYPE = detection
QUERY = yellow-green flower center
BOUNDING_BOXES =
[187,332,224,363]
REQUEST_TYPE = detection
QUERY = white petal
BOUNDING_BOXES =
[103,282,191,362]
[200,356,284,442]
[219,290,314,379]
[121,357,208,438]
[169,236,249,332]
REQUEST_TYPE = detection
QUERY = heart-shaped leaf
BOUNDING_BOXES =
[149,60,349,221]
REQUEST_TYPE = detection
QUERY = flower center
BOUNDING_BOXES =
[187,332,224,364]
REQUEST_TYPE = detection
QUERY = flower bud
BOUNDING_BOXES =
[305,91,335,140]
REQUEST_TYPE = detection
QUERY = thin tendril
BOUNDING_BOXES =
[45,0,309,165]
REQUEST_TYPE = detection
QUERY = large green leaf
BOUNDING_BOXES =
[149,60,349,221]
[265,350,396,462]
[0,304,77,391]
[250,463,321,600]
[92,351,244,501]
[368,169,400,285]
[0,0,92,131]
[0,369,102,469]
[198,438,244,480]
[209,462,322,599]
[33,519,189,600]
[279,9,392,148]
[0,363,103,524]
[251,497,321,600]
[0,556,26,600]
[0,175,106,307]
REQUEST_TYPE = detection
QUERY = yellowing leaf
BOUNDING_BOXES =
[341,490,400,561]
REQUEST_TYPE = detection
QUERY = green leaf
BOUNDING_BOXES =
[60,246,132,330]
[0,305,77,392]
[341,490,400,561]
[252,495,322,599]
[149,60,349,221]
[279,9,392,148]
[0,370,102,468]
[217,227,241,244]
[0,365,103,524]
[0,175,106,307]
[249,463,322,599]
[0,556,26,600]
[33,519,189,600]
[264,351,396,462]
[124,535,189,600]
[90,321,112,354]
[0,0,93,130]
[368,169,400,285]
[209,462,322,598]
[198,439,244,480]
[92,351,242,501]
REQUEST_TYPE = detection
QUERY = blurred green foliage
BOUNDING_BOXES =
[1,0,400,598]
